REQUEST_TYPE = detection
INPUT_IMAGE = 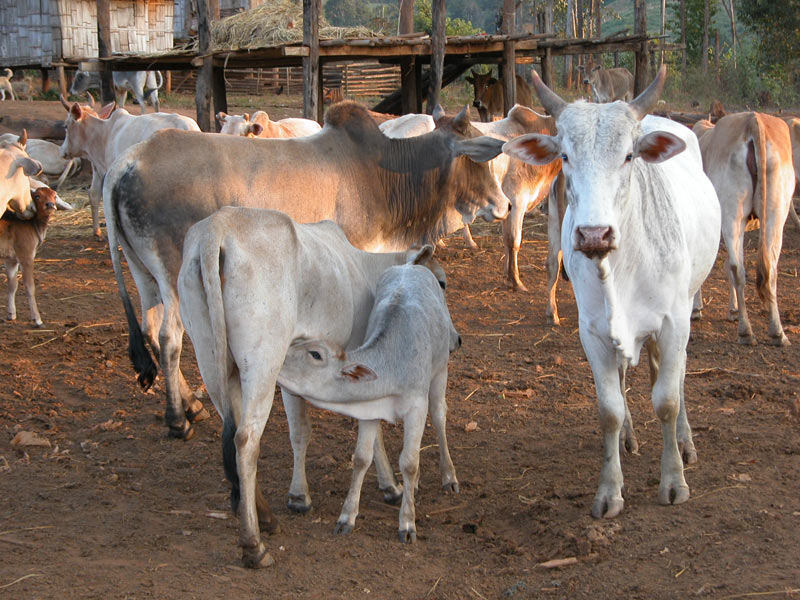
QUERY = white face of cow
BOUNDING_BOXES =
[502,66,685,261]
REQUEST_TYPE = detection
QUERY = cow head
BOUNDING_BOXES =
[0,131,42,217]
[69,71,94,96]
[59,96,104,160]
[503,65,685,261]
[431,105,510,224]
[465,69,497,113]
[218,112,263,137]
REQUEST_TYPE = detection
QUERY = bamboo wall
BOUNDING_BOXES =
[0,0,173,66]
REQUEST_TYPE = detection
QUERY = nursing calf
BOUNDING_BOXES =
[217,110,321,138]
[505,66,720,518]
[178,208,447,567]
[279,263,461,542]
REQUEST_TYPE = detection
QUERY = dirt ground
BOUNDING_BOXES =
[1,99,799,600]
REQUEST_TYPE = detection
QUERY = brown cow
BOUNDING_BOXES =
[465,69,534,122]
[577,65,634,102]
[1,187,63,327]
[694,112,795,345]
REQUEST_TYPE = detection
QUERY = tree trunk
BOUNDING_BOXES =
[659,0,665,65]
[398,0,417,113]
[195,0,213,131]
[720,0,737,68]
[96,0,114,104]
[564,0,575,88]
[501,0,515,115]
[593,0,601,37]
[398,0,414,35]
[426,0,446,113]
[701,0,709,74]
[633,0,648,94]
[303,0,322,123]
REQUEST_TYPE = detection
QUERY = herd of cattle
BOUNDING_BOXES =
[2,64,800,568]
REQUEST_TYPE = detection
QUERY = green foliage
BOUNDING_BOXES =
[665,0,718,64]
[414,0,484,36]
[324,0,361,26]
[739,0,800,80]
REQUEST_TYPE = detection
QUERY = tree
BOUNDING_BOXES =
[414,0,483,35]
[666,0,717,65]
[739,0,800,71]
[325,0,361,26]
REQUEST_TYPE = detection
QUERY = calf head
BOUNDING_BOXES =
[31,187,58,222]
[465,69,497,112]
[577,64,602,87]
[503,65,685,261]
[431,105,510,223]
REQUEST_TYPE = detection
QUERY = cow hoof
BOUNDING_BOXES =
[547,313,561,326]
[442,481,460,494]
[287,494,312,513]
[768,333,790,347]
[679,440,698,465]
[186,406,211,423]
[334,521,353,536]
[591,493,624,519]
[690,309,702,321]
[6,314,16,322]
[168,422,194,441]
[241,544,274,569]
[381,485,403,505]
[466,240,478,250]
[727,311,738,322]
[512,281,529,293]
[619,433,639,455]
[658,482,690,506]
[398,529,417,544]
[737,334,756,346]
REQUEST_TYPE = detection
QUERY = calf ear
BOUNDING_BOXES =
[454,136,504,162]
[634,131,686,163]
[249,123,264,137]
[592,66,601,72]
[340,364,377,383]
[502,133,560,165]
[99,102,116,119]
[408,244,435,265]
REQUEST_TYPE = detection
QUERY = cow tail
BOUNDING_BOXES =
[196,233,241,510]
[155,71,164,90]
[750,113,771,304]
[105,175,158,390]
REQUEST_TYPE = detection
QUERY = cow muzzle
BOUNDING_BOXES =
[574,225,616,259]
[473,100,484,109]
[477,200,510,222]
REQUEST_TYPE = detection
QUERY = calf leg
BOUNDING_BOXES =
[502,199,528,291]
[335,419,379,535]
[618,363,639,455]
[5,258,19,321]
[428,368,458,492]
[89,169,103,239]
[18,255,43,326]
[461,224,478,249]
[398,405,427,543]
[282,389,313,512]
[372,427,402,504]
[723,215,755,343]
[147,90,160,113]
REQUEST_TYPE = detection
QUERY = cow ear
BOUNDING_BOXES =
[634,131,686,163]
[592,66,601,72]
[408,244,435,265]
[250,123,263,137]
[14,156,43,177]
[243,113,250,122]
[502,133,561,165]
[340,364,377,382]
[432,104,446,123]
[455,136,504,162]
[216,111,227,122]
[70,102,83,121]
[99,102,116,119]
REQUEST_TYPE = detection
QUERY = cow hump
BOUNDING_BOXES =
[324,101,382,142]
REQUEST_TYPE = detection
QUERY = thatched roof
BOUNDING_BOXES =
[209,0,382,51]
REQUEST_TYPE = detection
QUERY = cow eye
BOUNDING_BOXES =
[625,153,633,162]
[308,350,322,361]
[560,153,568,163]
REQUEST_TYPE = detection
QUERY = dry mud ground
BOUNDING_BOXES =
[1,99,800,600]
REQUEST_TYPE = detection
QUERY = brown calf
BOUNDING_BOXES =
[1,187,58,327]
[465,69,534,122]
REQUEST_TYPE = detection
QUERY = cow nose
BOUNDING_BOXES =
[583,78,589,85]
[45,202,56,210]
[575,226,615,258]
[472,100,481,108]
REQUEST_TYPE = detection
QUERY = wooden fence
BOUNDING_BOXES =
[170,62,400,98]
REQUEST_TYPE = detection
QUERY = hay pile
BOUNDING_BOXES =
[210,0,382,51]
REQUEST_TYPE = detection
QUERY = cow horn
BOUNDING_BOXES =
[56,197,74,210]
[59,93,71,111]
[432,104,446,123]
[629,64,667,121]
[453,105,470,129]
[19,129,28,147]
[85,91,96,108]
[530,69,567,119]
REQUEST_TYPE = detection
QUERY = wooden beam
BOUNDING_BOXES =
[634,0,648,95]
[426,0,445,113]
[303,0,322,123]
[502,0,515,114]
[57,66,68,99]
[96,0,114,103]
[40,68,51,94]
[195,0,213,131]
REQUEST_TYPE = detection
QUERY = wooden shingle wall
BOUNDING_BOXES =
[0,0,55,66]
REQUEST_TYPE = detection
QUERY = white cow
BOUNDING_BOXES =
[177,207,447,567]
[217,110,321,138]
[0,134,81,190]
[504,66,720,518]
[58,96,200,238]
[70,70,164,114]
[0,131,42,218]
[279,263,461,542]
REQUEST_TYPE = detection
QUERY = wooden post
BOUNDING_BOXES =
[96,0,114,103]
[212,67,227,130]
[541,47,553,88]
[426,0,445,114]
[633,0,648,95]
[414,59,423,113]
[303,0,322,123]
[40,68,51,94]
[501,0,515,115]
[165,70,172,94]
[57,66,68,98]
[195,0,213,131]
[398,0,417,114]
[564,0,574,89]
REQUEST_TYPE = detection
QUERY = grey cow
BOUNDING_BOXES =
[70,70,163,114]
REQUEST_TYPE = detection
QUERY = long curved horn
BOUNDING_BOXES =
[530,69,567,119]
[629,64,667,121]
[85,91,96,108]
[59,93,71,111]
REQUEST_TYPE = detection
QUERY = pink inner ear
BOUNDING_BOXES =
[341,364,376,382]
[638,132,686,163]
[505,135,558,165]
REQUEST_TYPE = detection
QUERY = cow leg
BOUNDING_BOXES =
[89,169,103,239]
[581,331,625,519]
[372,427,402,504]
[157,294,192,439]
[282,388,313,513]
[618,362,638,455]
[758,213,789,346]
[429,367,458,493]
[651,317,691,507]
[148,90,160,113]
[134,91,147,115]
[5,258,19,321]
[546,178,566,325]
[502,198,528,291]
[18,255,43,327]
[398,405,427,543]
[461,224,478,249]
[335,419,379,535]
[115,89,128,109]
[722,210,755,342]
[691,288,703,321]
